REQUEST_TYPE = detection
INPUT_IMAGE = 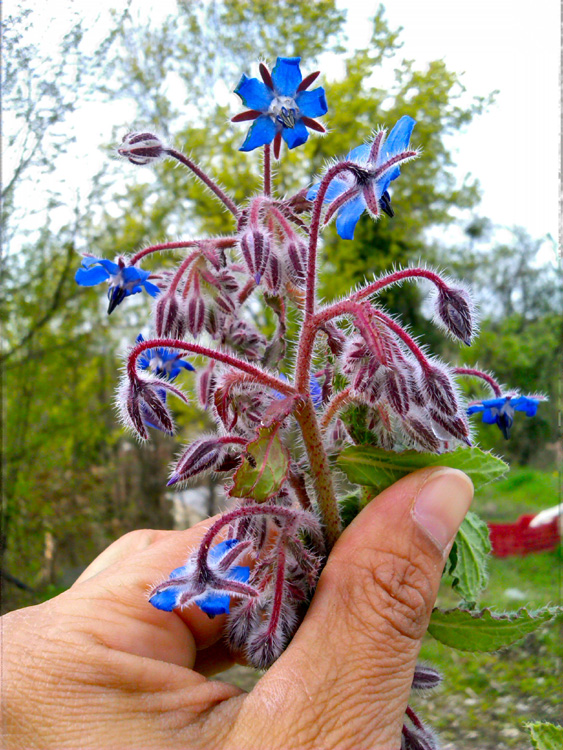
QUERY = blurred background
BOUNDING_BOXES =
[2,2,561,747]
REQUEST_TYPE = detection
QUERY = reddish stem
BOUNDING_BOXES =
[372,309,431,373]
[454,367,502,396]
[320,387,352,431]
[266,542,287,638]
[166,148,239,218]
[405,705,424,730]
[127,338,295,395]
[168,250,200,295]
[350,267,448,303]
[196,505,311,573]
[294,398,342,549]
[263,143,271,197]
[305,161,356,320]
[130,240,199,266]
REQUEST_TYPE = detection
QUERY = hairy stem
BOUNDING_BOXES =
[263,143,271,197]
[454,367,503,396]
[305,161,356,320]
[130,240,199,266]
[295,398,342,549]
[127,338,295,394]
[350,267,448,303]
[321,387,352,431]
[166,148,240,218]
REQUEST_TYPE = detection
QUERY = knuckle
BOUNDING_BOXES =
[339,545,434,642]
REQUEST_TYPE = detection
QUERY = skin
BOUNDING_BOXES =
[1,467,473,750]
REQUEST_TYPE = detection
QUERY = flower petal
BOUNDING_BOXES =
[239,116,277,152]
[481,408,498,425]
[380,115,416,162]
[149,587,181,611]
[195,591,231,617]
[271,56,302,95]
[281,119,309,149]
[142,280,162,298]
[75,266,110,286]
[208,538,240,564]
[296,87,328,118]
[234,73,272,110]
[512,396,540,416]
[307,178,349,203]
[336,194,366,240]
[348,143,370,164]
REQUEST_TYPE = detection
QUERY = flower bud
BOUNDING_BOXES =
[155,292,186,339]
[117,132,165,165]
[425,365,459,416]
[284,239,307,285]
[239,229,270,283]
[412,663,443,691]
[186,292,206,337]
[435,286,474,345]
[168,437,226,486]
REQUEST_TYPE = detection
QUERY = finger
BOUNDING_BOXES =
[238,467,473,749]
[74,528,173,584]
[60,518,236,668]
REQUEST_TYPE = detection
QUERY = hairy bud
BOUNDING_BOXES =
[284,239,307,285]
[435,286,474,345]
[412,663,443,691]
[117,132,165,165]
[168,437,227,486]
[425,365,459,417]
[240,229,270,283]
[155,292,186,339]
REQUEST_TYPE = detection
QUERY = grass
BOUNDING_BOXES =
[415,467,562,749]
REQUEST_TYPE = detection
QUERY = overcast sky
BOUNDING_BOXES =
[9,0,561,257]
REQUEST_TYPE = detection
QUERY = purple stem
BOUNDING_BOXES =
[453,367,503,397]
[166,148,240,218]
[304,161,357,320]
[127,338,295,395]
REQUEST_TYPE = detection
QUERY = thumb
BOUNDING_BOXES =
[242,467,473,750]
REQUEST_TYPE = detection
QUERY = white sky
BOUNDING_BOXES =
[8,0,561,257]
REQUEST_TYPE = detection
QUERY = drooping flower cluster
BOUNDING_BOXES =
[76,55,543,694]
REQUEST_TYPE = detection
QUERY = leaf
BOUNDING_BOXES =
[230,425,290,502]
[445,511,491,604]
[339,492,362,528]
[337,445,508,493]
[428,606,563,652]
[525,722,563,750]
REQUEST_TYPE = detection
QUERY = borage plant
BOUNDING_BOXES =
[77,57,557,749]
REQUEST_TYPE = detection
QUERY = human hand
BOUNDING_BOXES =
[2,467,473,749]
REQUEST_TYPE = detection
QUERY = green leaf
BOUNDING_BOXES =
[230,425,290,502]
[445,511,491,604]
[525,722,563,750]
[428,606,563,652]
[337,445,508,493]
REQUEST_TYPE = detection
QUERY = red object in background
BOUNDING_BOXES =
[488,514,560,558]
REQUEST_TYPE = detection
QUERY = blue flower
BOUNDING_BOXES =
[274,373,323,408]
[307,115,417,240]
[233,57,328,157]
[136,334,195,381]
[75,256,161,314]
[467,394,543,439]
[149,539,250,618]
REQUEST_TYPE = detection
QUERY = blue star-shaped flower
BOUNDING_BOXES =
[233,57,328,158]
[467,394,542,439]
[136,334,195,381]
[307,115,417,240]
[75,256,161,314]
[149,539,250,617]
